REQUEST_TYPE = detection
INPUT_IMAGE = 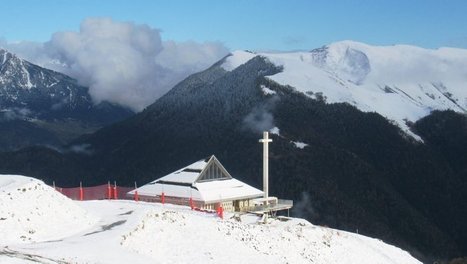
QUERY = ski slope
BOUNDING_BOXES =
[0,175,421,264]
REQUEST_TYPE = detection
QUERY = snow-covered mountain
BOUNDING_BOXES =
[0,49,133,150]
[1,48,91,115]
[222,41,467,139]
[0,174,421,264]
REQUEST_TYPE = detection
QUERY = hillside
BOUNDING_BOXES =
[0,42,466,262]
[0,175,421,264]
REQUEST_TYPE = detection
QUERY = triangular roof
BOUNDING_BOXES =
[129,155,263,203]
[152,155,232,185]
[195,155,232,182]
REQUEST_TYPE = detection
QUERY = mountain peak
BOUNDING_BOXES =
[311,42,371,85]
[220,42,467,139]
[0,49,134,151]
[0,48,28,71]
[0,48,36,89]
[220,50,258,71]
[0,48,15,66]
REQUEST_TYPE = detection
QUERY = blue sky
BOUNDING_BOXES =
[2,0,467,51]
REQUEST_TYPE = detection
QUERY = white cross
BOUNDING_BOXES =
[259,131,272,202]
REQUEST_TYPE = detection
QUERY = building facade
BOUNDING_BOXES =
[128,155,264,212]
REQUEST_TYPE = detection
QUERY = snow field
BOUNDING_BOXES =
[0,175,422,264]
[0,175,97,244]
[122,208,421,264]
[122,210,280,263]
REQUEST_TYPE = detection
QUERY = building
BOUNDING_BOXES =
[128,155,264,212]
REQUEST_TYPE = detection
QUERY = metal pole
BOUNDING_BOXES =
[134,181,139,202]
[79,181,83,201]
[264,132,268,202]
[114,181,118,200]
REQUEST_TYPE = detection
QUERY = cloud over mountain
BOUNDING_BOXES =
[1,18,229,111]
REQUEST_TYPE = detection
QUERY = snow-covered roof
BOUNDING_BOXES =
[194,178,263,203]
[156,158,208,184]
[129,155,263,203]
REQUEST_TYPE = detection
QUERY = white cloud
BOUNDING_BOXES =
[1,18,229,111]
[0,107,32,121]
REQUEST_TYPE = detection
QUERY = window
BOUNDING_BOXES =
[197,161,231,182]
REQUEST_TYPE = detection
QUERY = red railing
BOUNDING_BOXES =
[54,183,135,201]
[52,182,224,218]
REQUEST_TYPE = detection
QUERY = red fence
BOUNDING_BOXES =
[54,183,135,201]
[52,182,224,218]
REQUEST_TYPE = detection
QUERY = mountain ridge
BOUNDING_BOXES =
[222,41,467,140]
[0,48,134,151]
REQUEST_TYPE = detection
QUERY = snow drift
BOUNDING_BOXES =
[0,175,97,244]
[122,210,421,264]
[0,174,421,263]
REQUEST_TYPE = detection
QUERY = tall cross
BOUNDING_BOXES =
[259,131,272,202]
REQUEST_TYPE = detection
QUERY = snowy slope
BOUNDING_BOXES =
[0,175,97,244]
[222,41,467,139]
[122,210,420,264]
[0,175,421,264]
